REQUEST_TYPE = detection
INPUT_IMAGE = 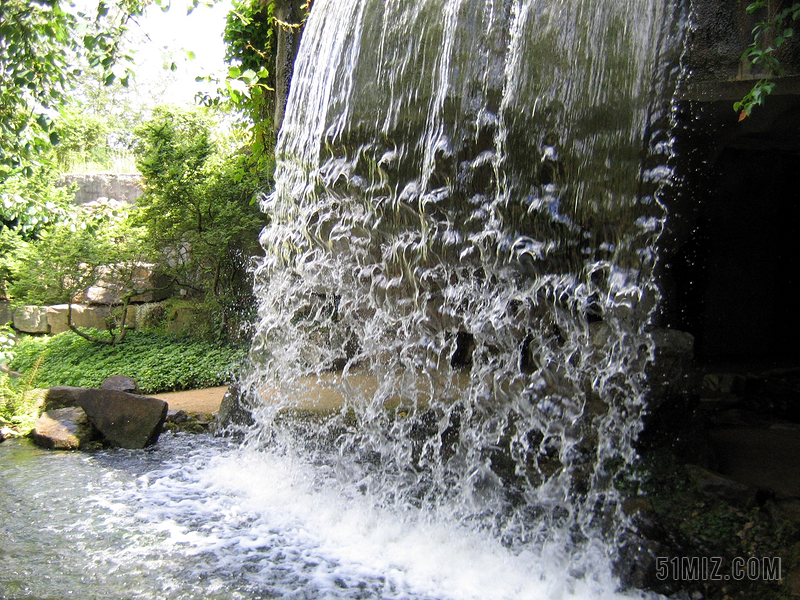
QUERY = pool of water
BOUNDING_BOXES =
[1,434,657,600]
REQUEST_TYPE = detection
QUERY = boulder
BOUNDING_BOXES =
[12,305,50,334]
[135,302,166,330]
[215,382,256,435]
[75,264,171,305]
[32,406,95,450]
[76,389,168,449]
[100,375,140,395]
[44,386,83,410]
[46,304,115,334]
[684,464,761,508]
[56,174,143,206]
[646,328,697,410]
[165,305,202,334]
[44,386,168,449]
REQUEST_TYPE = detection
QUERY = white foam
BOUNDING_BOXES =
[106,439,660,600]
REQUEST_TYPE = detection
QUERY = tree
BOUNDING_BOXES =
[133,105,270,338]
[8,199,152,344]
[0,0,148,181]
[199,0,311,170]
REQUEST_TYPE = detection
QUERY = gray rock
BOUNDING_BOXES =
[101,375,140,395]
[215,382,255,435]
[56,173,142,206]
[44,386,83,410]
[135,303,166,330]
[76,389,168,449]
[646,328,697,408]
[44,386,168,449]
[32,407,95,450]
[684,0,800,100]
[12,305,50,334]
[685,464,760,508]
[167,409,189,424]
[46,304,119,334]
[74,264,171,306]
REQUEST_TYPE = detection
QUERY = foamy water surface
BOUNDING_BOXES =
[1,434,658,600]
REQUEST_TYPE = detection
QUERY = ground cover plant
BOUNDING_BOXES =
[8,329,246,395]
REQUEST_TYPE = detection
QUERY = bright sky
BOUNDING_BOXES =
[129,0,232,106]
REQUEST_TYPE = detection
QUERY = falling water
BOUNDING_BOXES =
[238,0,687,593]
[0,1,688,598]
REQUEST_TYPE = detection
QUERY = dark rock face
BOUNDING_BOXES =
[100,375,141,395]
[44,386,168,449]
[45,386,84,410]
[215,382,255,435]
[684,0,800,100]
[76,389,167,449]
[646,328,697,412]
[684,463,761,508]
[32,407,95,450]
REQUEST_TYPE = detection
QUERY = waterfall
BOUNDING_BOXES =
[239,0,686,591]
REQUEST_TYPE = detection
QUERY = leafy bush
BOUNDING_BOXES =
[0,372,46,435]
[132,106,269,340]
[8,330,246,395]
[1,327,45,434]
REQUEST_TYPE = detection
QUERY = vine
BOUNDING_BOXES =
[736,1,800,119]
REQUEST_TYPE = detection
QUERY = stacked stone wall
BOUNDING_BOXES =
[57,173,143,205]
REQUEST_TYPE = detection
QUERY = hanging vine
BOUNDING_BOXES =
[735,1,800,119]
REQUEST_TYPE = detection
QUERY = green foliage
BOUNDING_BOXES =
[1,332,44,435]
[222,0,276,132]
[201,0,310,170]
[0,169,76,239]
[8,329,246,394]
[736,1,800,118]
[9,199,143,304]
[7,199,152,344]
[0,167,77,293]
[0,323,15,364]
[54,107,113,171]
[0,0,149,181]
[133,105,269,339]
[0,372,45,435]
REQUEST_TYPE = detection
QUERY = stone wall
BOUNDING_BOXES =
[2,301,163,335]
[684,0,800,101]
[57,173,143,205]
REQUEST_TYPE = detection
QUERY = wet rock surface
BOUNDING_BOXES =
[620,364,800,599]
[32,407,96,450]
[76,389,168,449]
[215,382,256,434]
[100,374,141,395]
[164,409,214,434]
[44,386,168,449]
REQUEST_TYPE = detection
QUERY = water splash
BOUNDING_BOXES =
[240,0,686,591]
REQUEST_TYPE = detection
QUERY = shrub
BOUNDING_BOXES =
[8,330,246,395]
